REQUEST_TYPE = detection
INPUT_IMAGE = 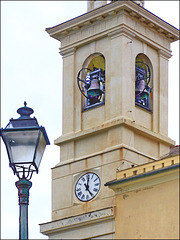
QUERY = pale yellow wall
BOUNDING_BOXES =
[115,179,179,239]
[62,52,75,134]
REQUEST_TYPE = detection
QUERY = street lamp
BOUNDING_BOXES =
[0,102,50,239]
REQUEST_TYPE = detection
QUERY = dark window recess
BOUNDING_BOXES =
[135,56,152,111]
[77,53,105,110]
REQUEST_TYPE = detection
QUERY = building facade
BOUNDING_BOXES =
[40,1,179,239]
[105,145,179,239]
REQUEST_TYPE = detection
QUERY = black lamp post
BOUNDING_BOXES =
[0,102,50,239]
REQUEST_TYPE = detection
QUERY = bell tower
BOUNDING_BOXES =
[40,1,179,239]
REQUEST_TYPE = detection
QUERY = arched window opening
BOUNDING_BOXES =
[77,53,105,110]
[135,54,153,111]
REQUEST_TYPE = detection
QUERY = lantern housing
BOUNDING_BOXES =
[0,102,50,180]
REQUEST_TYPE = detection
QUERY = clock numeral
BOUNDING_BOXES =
[86,195,89,200]
[82,177,85,182]
[86,174,90,180]
[78,191,82,197]
[78,183,82,186]
[76,188,81,192]
[93,188,98,192]
[81,194,85,200]
[91,174,94,180]
[94,183,100,186]
[94,177,98,182]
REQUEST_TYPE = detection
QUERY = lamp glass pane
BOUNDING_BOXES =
[3,130,39,167]
[34,131,47,169]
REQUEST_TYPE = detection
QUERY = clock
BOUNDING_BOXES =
[75,172,101,202]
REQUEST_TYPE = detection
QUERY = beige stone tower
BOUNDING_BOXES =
[40,1,179,238]
[87,0,107,12]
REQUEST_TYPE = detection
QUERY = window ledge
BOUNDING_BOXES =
[83,101,105,111]
[135,103,152,113]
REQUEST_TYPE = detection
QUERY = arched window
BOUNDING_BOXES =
[77,53,105,110]
[135,54,153,111]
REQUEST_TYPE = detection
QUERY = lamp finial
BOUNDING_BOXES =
[17,102,34,119]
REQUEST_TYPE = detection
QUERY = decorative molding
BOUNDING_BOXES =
[40,207,115,235]
[58,23,173,59]
[60,47,76,57]
[46,1,179,43]
[61,30,69,36]
[47,1,178,58]
[108,26,136,40]
[84,20,93,26]
[53,143,158,173]
[148,22,155,28]
[158,49,172,60]
[139,17,145,22]
[157,28,164,33]
[96,16,105,21]
[107,10,117,16]
[133,30,172,54]
[129,11,137,17]
[15,179,32,205]
[54,117,175,147]
[72,26,81,31]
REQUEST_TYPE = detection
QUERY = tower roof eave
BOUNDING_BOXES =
[46,1,179,43]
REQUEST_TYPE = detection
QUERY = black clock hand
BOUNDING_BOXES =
[84,175,90,190]
[87,188,93,196]
[84,183,90,192]
[84,182,93,196]
[87,175,89,186]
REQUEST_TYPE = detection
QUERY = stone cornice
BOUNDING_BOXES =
[108,27,136,39]
[46,1,179,43]
[54,117,175,146]
[158,49,172,60]
[60,47,76,57]
[57,23,172,59]
[40,207,114,235]
[53,143,158,171]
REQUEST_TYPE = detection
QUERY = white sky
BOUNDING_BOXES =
[1,1,179,239]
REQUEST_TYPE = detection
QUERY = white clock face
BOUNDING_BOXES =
[75,172,101,202]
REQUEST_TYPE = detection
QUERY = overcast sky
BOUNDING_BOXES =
[1,1,179,239]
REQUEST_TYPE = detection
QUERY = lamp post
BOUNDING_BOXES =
[0,102,50,239]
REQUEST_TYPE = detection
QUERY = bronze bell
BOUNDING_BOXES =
[88,77,100,91]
